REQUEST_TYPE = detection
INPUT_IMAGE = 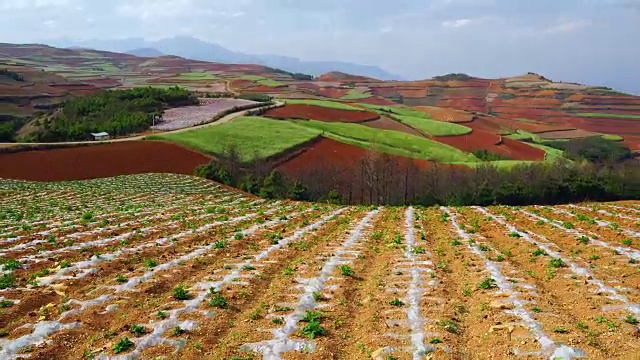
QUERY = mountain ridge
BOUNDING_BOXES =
[47,36,403,81]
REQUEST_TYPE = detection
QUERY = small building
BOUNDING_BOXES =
[91,132,110,141]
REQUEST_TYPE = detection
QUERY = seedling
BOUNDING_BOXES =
[562,222,574,229]
[478,277,497,290]
[622,239,633,246]
[173,285,190,300]
[478,244,491,252]
[313,292,323,302]
[429,337,443,344]
[1,258,21,271]
[577,236,589,244]
[143,259,158,268]
[390,298,405,307]
[115,275,127,283]
[450,239,462,246]
[508,231,521,238]
[113,337,134,354]
[0,299,14,308]
[299,320,327,339]
[339,265,354,277]
[300,310,324,323]
[209,289,229,309]
[213,240,228,249]
[437,319,458,334]
[549,258,565,268]
[172,326,185,336]
[624,315,639,325]
[553,327,569,334]
[130,324,146,336]
[411,247,426,254]
[532,307,542,313]
[0,274,15,289]
[272,317,284,325]
[157,311,168,319]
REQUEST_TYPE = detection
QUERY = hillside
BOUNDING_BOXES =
[0,173,638,359]
[1,43,639,156]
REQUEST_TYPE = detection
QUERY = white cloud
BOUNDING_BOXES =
[117,0,194,20]
[442,16,496,28]
[442,18,471,28]
[380,26,393,33]
[0,0,71,10]
[541,19,591,34]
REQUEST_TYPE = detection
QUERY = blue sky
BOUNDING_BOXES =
[1,0,639,92]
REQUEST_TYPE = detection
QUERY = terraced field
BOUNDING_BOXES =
[0,174,639,359]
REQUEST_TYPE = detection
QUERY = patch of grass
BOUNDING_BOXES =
[576,113,640,120]
[295,120,478,163]
[341,89,371,100]
[151,117,322,162]
[282,99,363,111]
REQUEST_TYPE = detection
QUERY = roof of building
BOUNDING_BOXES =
[91,132,109,137]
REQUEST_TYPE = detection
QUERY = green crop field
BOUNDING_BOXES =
[240,75,283,87]
[341,89,372,100]
[576,113,640,119]
[172,72,218,80]
[601,134,624,141]
[294,120,478,163]
[149,117,321,161]
[281,99,363,111]
[357,103,472,136]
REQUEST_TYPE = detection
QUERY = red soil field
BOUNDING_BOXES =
[432,130,545,161]
[277,138,431,178]
[622,136,640,151]
[412,106,474,122]
[355,96,398,106]
[555,117,640,136]
[264,104,379,123]
[398,89,428,98]
[0,141,211,181]
[317,88,348,98]
[436,98,487,113]
[369,87,399,97]
[363,116,424,137]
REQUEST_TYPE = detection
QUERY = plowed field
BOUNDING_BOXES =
[0,141,210,181]
[264,104,379,123]
[0,174,638,359]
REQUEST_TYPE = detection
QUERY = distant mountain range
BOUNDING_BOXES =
[47,36,403,81]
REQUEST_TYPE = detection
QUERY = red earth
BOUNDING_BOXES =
[263,104,379,123]
[355,96,398,106]
[0,141,211,181]
[432,130,546,161]
[277,138,432,178]
[317,88,349,99]
[362,116,424,137]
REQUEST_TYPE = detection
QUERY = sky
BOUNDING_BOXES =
[1,0,639,93]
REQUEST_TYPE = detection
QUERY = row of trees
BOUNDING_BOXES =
[196,145,639,206]
[31,86,198,142]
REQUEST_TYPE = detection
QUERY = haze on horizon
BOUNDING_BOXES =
[1,0,639,93]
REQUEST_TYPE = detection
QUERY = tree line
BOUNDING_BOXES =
[27,86,198,142]
[196,139,639,206]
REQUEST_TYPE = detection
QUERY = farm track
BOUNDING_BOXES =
[1,174,639,359]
